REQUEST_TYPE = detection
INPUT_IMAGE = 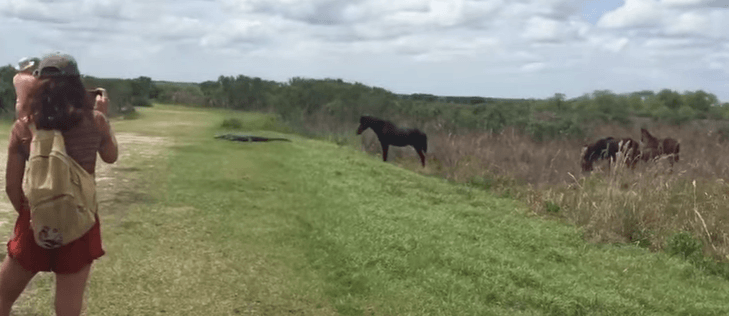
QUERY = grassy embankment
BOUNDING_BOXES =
[1,104,728,315]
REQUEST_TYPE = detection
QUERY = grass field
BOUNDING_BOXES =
[1,105,728,315]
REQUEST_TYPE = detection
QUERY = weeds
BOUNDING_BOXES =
[329,117,729,265]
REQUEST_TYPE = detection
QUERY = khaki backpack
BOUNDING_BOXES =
[23,125,97,249]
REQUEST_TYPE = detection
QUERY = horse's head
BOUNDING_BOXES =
[357,116,373,135]
[580,144,593,172]
[641,128,658,148]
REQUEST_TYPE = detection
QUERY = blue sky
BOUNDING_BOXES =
[2,0,728,102]
[581,0,624,24]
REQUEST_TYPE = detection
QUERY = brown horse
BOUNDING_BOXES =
[356,116,428,167]
[640,128,680,166]
[581,137,641,172]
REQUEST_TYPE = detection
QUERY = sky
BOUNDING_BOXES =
[1,0,729,102]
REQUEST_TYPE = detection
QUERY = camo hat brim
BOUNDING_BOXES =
[33,53,80,78]
[14,57,40,72]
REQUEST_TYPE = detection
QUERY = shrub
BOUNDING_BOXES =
[221,118,243,129]
[122,110,141,120]
[131,96,152,107]
[545,201,560,214]
[665,231,703,259]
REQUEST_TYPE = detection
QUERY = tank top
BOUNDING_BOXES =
[13,112,104,175]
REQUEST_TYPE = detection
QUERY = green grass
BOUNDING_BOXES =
[4,104,729,315]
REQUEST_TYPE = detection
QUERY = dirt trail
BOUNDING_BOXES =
[0,132,170,240]
[94,133,170,219]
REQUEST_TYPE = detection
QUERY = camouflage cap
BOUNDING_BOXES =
[14,57,40,72]
[33,53,80,78]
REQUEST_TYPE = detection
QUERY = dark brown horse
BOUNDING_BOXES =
[640,128,680,166]
[581,137,641,172]
[356,116,428,167]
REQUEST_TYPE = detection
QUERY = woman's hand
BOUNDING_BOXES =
[95,95,109,115]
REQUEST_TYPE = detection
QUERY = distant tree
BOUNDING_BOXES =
[657,89,683,110]
[0,65,15,113]
[551,93,566,111]
[130,76,154,106]
[632,90,655,99]
[591,90,629,124]
[627,94,647,116]
[683,90,717,113]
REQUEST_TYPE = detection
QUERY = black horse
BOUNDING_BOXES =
[356,116,428,167]
[581,137,641,172]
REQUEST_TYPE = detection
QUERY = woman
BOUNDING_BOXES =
[0,53,118,316]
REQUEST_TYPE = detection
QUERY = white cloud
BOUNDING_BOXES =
[153,16,209,41]
[533,0,582,19]
[1,0,75,23]
[665,11,711,36]
[522,16,573,42]
[521,62,547,72]
[662,0,708,5]
[2,0,729,102]
[597,0,664,28]
[82,0,129,20]
[200,19,272,47]
[662,0,729,7]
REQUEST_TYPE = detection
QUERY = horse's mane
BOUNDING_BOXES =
[581,137,640,171]
[641,128,680,162]
[641,128,659,147]
[360,115,390,124]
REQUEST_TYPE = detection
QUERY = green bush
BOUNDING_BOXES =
[525,117,584,142]
[545,201,560,213]
[131,96,152,107]
[122,110,141,120]
[221,118,243,129]
[665,231,703,259]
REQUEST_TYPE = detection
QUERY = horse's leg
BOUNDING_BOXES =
[417,149,426,167]
[381,143,389,162]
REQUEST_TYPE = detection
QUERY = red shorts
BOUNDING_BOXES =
[6,208,105,274]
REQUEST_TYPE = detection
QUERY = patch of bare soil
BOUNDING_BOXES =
[95,133,170,220]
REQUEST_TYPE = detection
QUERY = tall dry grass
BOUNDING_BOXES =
[297,113,729,261]
[360,120,729,261]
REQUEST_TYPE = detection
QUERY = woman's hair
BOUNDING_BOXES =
[28,76,94,131]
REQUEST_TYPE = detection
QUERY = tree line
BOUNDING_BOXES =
[165,74,729,140]
[0,65,157,116]
[2,64,727,140]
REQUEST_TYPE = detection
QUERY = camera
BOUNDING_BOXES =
[87,88,107,99]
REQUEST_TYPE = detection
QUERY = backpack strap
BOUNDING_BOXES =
[28,123,63,138]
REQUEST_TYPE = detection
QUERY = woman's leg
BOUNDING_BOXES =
[0,256,37,316]
[55,263,91,316]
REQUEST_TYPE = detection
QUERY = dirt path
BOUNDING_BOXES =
[94,133,170,221]
[0,132,170,239]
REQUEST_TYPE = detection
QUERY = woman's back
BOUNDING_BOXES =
[12,111,106,175]
[62,113,105,174]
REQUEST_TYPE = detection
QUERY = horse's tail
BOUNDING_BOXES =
[675,143,680,162]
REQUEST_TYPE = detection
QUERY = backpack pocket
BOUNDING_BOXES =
[30,195,95,249]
